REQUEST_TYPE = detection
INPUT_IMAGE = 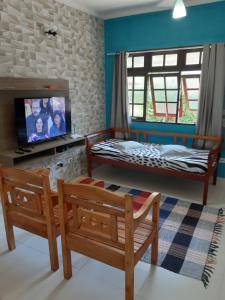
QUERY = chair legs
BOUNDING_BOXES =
[1,204,16,251]
[47,227,59,272]
[5,222,16,251]
[62,248,72,279]
[151,236,158,265]
[125,268,134,300]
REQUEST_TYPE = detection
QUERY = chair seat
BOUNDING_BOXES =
[117,217,156,253]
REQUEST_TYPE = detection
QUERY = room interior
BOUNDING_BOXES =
[0,0,225,300]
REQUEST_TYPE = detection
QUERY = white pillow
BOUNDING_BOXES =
[160,144,193,156]
[112,141,144,151]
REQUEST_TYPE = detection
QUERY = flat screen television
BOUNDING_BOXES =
[15,96,71,146]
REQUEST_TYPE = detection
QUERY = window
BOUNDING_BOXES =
[127,47,203,124]
[128,76,145,118]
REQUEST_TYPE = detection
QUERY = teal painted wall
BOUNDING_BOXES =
[104,1,225,177]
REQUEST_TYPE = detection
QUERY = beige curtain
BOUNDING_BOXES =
[110,52,130,139]
[194,44,225,149]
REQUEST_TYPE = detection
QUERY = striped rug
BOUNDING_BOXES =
[105,183,225,287]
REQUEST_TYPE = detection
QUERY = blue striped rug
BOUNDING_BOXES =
[105,183,225,288]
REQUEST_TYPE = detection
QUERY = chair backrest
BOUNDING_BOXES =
[0,168,51,217]
[58,180,134,250]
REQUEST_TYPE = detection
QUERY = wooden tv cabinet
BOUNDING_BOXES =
[0,136,85,167]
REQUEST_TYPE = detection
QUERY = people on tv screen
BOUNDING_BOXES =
[28,116,49,143]
[26,99,41,138]
[50,110,66,136]
[25,97,66,143]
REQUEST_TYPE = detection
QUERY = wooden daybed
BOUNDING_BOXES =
[85,128,222,205]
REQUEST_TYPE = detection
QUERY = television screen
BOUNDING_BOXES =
[15,96,71,145]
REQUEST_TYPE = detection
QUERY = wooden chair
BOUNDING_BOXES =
[58,179,160,300]
[0,167,60,271]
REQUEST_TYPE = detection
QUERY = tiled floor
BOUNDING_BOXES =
[0,165,225,300]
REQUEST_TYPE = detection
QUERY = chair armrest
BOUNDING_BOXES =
[133,192,160,230]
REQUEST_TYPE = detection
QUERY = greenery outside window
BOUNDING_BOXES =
[127,47,203,124]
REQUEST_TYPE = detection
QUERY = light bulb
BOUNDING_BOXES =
[172,0,187,19]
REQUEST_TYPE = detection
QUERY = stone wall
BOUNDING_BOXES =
[0,0,105,180]
[0,0,105,134]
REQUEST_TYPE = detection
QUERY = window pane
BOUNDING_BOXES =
[154,90,166,102]
[133,56,144,68]
[178,78,199,124]
[133,91,144,104]
[129,104,133,116]
[186,52,200,65]
[146,99,176,123]
[152,55,164,67]
[166,76,178,89]
[127,57,132,68]
[167,103,177,114]
[153,77,164,89]
[187,90,199,100]
[134,77,145,89]
[155,103,166,114]
[165,54,177,66]
[133,105,144,117]
[186,78,199,89]
[167,90,178,102]
[128,77,133,89]
[128,91,133,103]
[189,101,198,110]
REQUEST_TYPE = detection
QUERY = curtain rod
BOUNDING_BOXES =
[106,45,203,56]
[107,52,119,56]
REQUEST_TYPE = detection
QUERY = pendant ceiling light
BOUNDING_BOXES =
[172,0,187,19]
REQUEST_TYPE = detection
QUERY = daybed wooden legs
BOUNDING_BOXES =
[213,167,218,186]
[203,170,218,206]
[87,157,92,177]
[203,179,209,206]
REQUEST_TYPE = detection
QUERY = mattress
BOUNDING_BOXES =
[91,139,210,174]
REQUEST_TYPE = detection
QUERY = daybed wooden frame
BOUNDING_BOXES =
[85,128,222,206]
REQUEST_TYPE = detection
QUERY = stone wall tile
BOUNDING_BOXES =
[0,0,105,180]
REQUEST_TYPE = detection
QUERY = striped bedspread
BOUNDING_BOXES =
[91,139,210,174]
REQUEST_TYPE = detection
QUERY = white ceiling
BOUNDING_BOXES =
[56,0,223,19]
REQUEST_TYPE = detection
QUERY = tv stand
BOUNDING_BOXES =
[0,136,85,167]
[59,135,67,140]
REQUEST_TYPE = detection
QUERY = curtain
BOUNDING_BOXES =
[110,51,130,139]
[194,44,225,149]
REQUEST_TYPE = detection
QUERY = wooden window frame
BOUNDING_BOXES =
[127,47,203,124]
[182,75,201,112]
